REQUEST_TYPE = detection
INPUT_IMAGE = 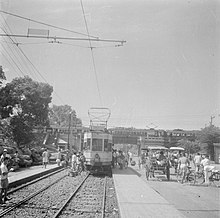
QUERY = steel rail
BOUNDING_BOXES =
[0,175,67,217]
[52,173,90,218]
[8,168,65,195]
[101,176,107,218]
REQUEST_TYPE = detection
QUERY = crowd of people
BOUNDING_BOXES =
[55,149,86,175]
[132,150,216,185]
[172,152,215,184]
[36,147,220,185]
[0,146,217,205]
[112,150,134,169]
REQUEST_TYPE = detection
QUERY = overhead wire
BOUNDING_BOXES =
[0,37,27,77]
[0,6,124,107]
[0,19,40,80]
[1,52,20,77]
[4,41,51,46]
[0,16,66,105]
[1,43,26,77]
[17,47,66,105]
[0,10,99,39]
[80,0,103,106]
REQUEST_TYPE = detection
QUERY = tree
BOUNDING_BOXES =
[0,66,6,88]
[49,105,80,127]
[177,139,200,154]
[0,76,53,147]
[197,125,220,160]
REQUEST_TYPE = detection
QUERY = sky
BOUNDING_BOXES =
[0,0,220,130]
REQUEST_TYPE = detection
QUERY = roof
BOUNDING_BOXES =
[146,146,168,150]
[169,147,185,151]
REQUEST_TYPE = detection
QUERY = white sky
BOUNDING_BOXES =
[0,0,220,130]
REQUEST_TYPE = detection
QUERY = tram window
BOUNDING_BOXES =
[92,139,102,151]
[104,139,111,152]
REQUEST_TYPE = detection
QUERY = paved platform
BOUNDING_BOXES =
[8,164,60,188]
[112,167,185,218]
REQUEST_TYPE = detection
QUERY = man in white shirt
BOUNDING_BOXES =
[0,157,11,204]
[56,149,62,166]
[42,148,49,169]
[128,151,133,164]
[193,153,202,172]
[71,152,77,171]
[201,154,215,184]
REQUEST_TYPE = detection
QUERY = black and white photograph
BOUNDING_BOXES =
[0,0,220,217]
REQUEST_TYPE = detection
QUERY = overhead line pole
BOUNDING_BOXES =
[0,34,126,44]
[210,116,215,126]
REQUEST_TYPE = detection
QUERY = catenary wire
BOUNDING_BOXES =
[0,38,28,77]
[1,23,66,105]
[80,0,103,106]
[0,10,99,39]
[0,18,40,80]
[1,42,26,77]
[1,52,20,77]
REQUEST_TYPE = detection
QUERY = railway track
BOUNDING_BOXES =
[8,168,65,194]
[0,170,119,218]
[53,175,108,218]
[0,169,68,217]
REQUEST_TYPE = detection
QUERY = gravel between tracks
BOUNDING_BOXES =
[1,171,120,218]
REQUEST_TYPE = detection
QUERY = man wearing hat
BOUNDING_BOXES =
[0,149,11,164]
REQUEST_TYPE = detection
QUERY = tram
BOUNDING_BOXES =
[83,108,113,175]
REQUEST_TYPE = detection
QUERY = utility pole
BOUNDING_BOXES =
[67,112,72,150]
[210,116,215,126]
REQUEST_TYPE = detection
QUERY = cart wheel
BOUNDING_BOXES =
[187,172,196,184]
[195,172,205,185]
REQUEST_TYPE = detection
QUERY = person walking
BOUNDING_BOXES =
[0,157,11,204]
[124,152,129,169]
[201,154,215,185]
[56,149,62,166]
[71,152,77,171]
[193,153,202,172]
[177,153,190,183]
[42,148,49,169]
[144,156,153,180]
[64,151,70,167]
[112,150,117,168]
[128,151,133,165]
[117,151,124,170]
[79,152,86,172]
[138,155,142,169]
[76,153,81,174]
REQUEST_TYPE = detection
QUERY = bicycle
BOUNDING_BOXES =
[176,166,195,184]
[194,168,220,187]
